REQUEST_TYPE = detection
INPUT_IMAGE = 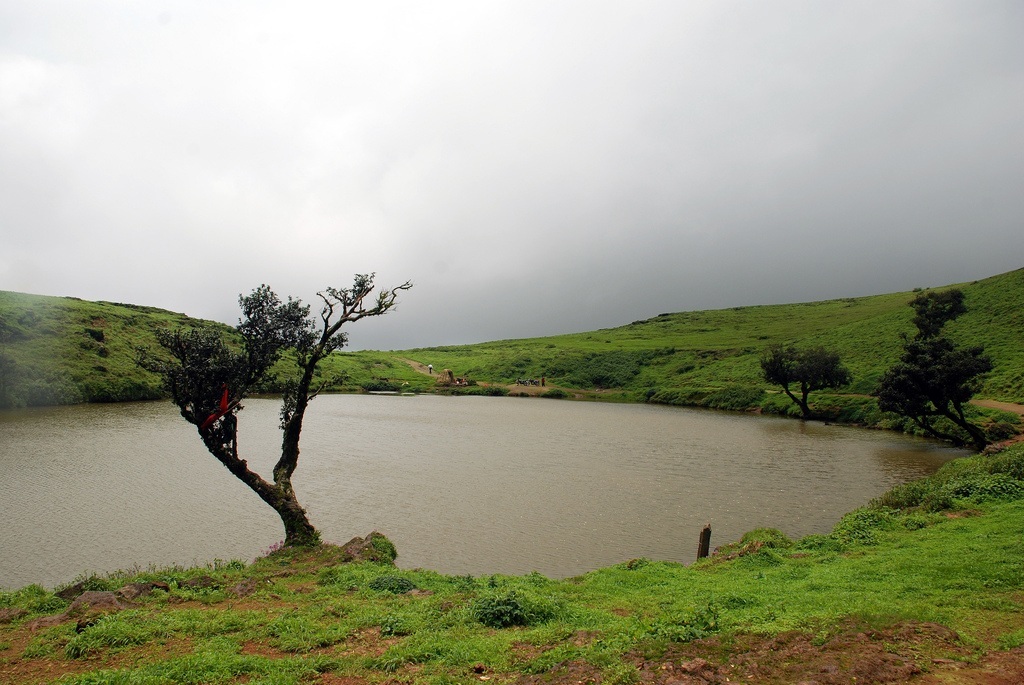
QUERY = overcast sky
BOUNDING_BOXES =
[2,1,1022,350]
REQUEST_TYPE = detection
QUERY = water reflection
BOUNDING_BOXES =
[0,396,965,589]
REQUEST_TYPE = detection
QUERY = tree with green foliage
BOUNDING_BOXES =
[760,344,852,419]
[139,274,411,546]
[876,289,991,451]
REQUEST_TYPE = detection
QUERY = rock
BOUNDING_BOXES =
[55,580,91,602]
[341,531,397,564]
[67,591,131,616]
[180,575,217,589]
[26,615,66,631]
[116,581,170,600]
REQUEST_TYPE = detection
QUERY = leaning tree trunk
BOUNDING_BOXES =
[276,488,319,546]
[782,385,812,419]
[200,424,320,547]
[271,357,323,547]
[948,401,989,453]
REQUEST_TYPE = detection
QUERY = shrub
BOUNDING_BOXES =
[380,614,414,636]
[738,528,792,549]
[367,575,416,594]
[541,388,568,399]
[794,534,844,553]
[986,420,1020,442]
[937,473,1024,504]
[478,385,509,396]
[831,508,898,545]
[648,603,720,643]
[703,385,765,411]
[361,379,401,392]
[471,589,557,628]
[369,533,398,564]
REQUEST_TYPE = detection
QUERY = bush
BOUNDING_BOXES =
[380,614,414,636]
[739,528,793,549]
[367,575,416,594]
[478,385,509,397]
[986,421,1020,442]
[541,388,568,399]
[648,603,720,643]
[831,508,898,545]
[471,589,558,628]
[369,533,398,564]
[937,473,1024,504]
[794,534,844,553]
[871,444,1024,513]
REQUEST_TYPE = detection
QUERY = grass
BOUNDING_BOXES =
[3,268,1023,438]
[0,292,436,409]
[402,267,1024,411]
[3,442,1024,683]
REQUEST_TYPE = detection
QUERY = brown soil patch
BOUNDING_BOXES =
[973,400,1024,417]
[4,616,1024,684]
[513,621,1024,685]
[341,627,402,658]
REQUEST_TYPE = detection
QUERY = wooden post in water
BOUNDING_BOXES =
[696,523,712,560]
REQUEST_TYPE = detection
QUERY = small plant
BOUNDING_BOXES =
[379,614,413,636]
[261,540,286,556]
[794,534,844,553]
[648,603,720,643]
[471,589,557,628]
[831,508,898,545]
[367,575,416,594]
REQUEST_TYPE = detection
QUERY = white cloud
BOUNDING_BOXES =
[1,1,1022,348]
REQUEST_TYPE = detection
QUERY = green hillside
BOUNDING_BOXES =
[403,267,1024,409]
[2,268,1022,418]
[0,292,433,409]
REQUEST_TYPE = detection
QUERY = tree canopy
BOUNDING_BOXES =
[760,344,851,419]
[876,289,991,451]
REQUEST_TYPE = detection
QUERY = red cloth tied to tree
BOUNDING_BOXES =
[200,385,230,432]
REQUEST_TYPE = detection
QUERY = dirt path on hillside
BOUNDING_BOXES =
[974,399,1024,417]
[399,358,570,396]
[399,358,432,375]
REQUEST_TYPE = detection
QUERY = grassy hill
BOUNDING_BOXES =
[3,267,1023,419]
[3,443,1024,683]
[0,292,435,409]
[402,267,1024,415]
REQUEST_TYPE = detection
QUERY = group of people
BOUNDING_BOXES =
[515,377,545,386]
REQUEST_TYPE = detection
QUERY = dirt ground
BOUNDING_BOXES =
[516,622,1024,685]
[5,613,1024,685]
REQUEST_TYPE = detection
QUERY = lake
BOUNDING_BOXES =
[0,394,965,590]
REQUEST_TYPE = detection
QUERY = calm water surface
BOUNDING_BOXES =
[0,395,965,589]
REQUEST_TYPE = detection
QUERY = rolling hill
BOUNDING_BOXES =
[2,268,1022,419]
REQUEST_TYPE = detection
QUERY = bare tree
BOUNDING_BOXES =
[140,274,411,546]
